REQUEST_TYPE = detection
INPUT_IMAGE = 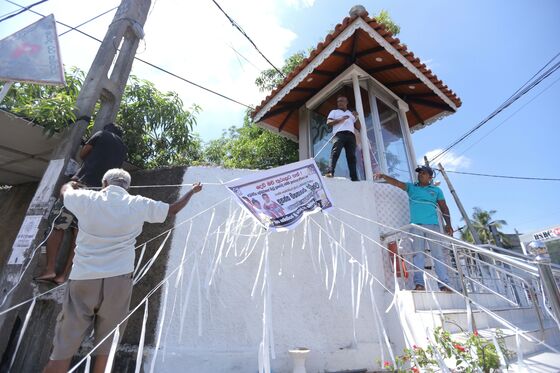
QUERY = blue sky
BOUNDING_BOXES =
[1,0,559,235]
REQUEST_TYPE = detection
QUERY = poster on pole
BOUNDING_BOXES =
[29,158,65,214]
[8,215,43,264]
[226,159,334,231]
[0,14,65,85]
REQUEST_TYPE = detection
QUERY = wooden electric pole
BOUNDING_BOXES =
[0,0,152,355]
[438,163,482,245]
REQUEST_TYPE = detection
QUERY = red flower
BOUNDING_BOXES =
[411,367,419,373]
[473,330,479,336]
[383,361,391,367]
[454,343,466,352]
[413,344,419,349]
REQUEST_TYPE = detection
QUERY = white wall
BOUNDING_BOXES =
[146,167,410,372]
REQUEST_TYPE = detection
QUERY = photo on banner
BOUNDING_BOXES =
[226,159,334,231]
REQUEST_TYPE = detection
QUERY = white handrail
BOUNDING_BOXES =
[381,224,540,275]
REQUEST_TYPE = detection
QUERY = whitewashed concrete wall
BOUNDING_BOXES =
[145,168,409,372]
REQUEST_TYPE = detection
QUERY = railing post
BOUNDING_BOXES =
[451,244,477,332]
[528,241,560,328]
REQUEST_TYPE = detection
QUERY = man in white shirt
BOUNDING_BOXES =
[325,96,361,181]
[43,169,202,373]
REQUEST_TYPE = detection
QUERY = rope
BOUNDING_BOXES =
[0,197,232,316]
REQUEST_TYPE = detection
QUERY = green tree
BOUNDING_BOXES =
[203,111,298,169]
[254,51,308,92]
[1,67,201,169]
[117,76,201,168]
[460,207,509,245]
[375,9,400,36]
[0,66,83,136]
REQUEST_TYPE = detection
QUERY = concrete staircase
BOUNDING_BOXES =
[399,290,560,371]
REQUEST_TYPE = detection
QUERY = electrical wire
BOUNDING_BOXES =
[440,169,560,182]
[454,75,560,158]
[209,0,284,77]
[58,6,118,36]
[430,55,560,163]
[0,0,49,23]
[5,0,253,109]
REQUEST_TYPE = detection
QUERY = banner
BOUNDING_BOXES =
[226,159,333,231]
[0,14,65,85]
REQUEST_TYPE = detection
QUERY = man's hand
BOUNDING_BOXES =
[444,224,454,236]
[374,173,385,180]
[191,182,202,194]
[351,110,358,118]
[168,182,203,216]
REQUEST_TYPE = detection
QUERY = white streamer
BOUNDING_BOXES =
[134,230,172,284]
[84,355,91,373]
[134,300,149,373]
[103,327,120,373]
[8,297,36,371]
[149,281,169,373]
[133,243,147,277]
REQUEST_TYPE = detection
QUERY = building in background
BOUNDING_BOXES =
[520,225,560,264]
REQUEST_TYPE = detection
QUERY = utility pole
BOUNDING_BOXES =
[438,163,482,245]
[0,0,151,356]
[488,223,502,247]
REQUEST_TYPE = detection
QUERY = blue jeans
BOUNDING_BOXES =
[411,224,450,288]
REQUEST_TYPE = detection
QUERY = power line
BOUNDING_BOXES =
[209,0,284,77]
[227,43,263,71]
[58,6,118,36]
[6,0,253,109]
[440,169,560,182]
[454,75,560,158]
[430,54,560,163]
[0,0,49,23]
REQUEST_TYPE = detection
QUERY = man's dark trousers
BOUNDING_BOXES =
[328,130,358,181]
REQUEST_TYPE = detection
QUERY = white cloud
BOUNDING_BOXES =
[420,149,471,171]
[285,0,316,8]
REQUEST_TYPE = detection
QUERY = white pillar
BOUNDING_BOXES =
[352,73,373,181]
[367,81,388,174]
[397,100,417,180]
[298,105,310,160]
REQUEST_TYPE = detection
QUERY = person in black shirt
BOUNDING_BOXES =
[72,123,128,187]
[35,123,127,284]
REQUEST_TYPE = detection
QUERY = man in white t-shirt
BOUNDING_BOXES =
[43,169,202,373]
[325,96,361,181]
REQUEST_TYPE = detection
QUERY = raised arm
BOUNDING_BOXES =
[59,181,81,200]
[79,144,93,160]
[168,182,203,217]
[374,173,407,191]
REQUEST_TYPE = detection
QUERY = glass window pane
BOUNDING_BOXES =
[364,112,382,175]
[377,98,412,182]
[310,110,332,174]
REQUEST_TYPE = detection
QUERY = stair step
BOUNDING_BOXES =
[416,307,538,333]
[452,320,560,357]
[508,349,560,372]
[412,291,520,311]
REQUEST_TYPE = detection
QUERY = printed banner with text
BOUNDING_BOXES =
[226,159,334,231]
